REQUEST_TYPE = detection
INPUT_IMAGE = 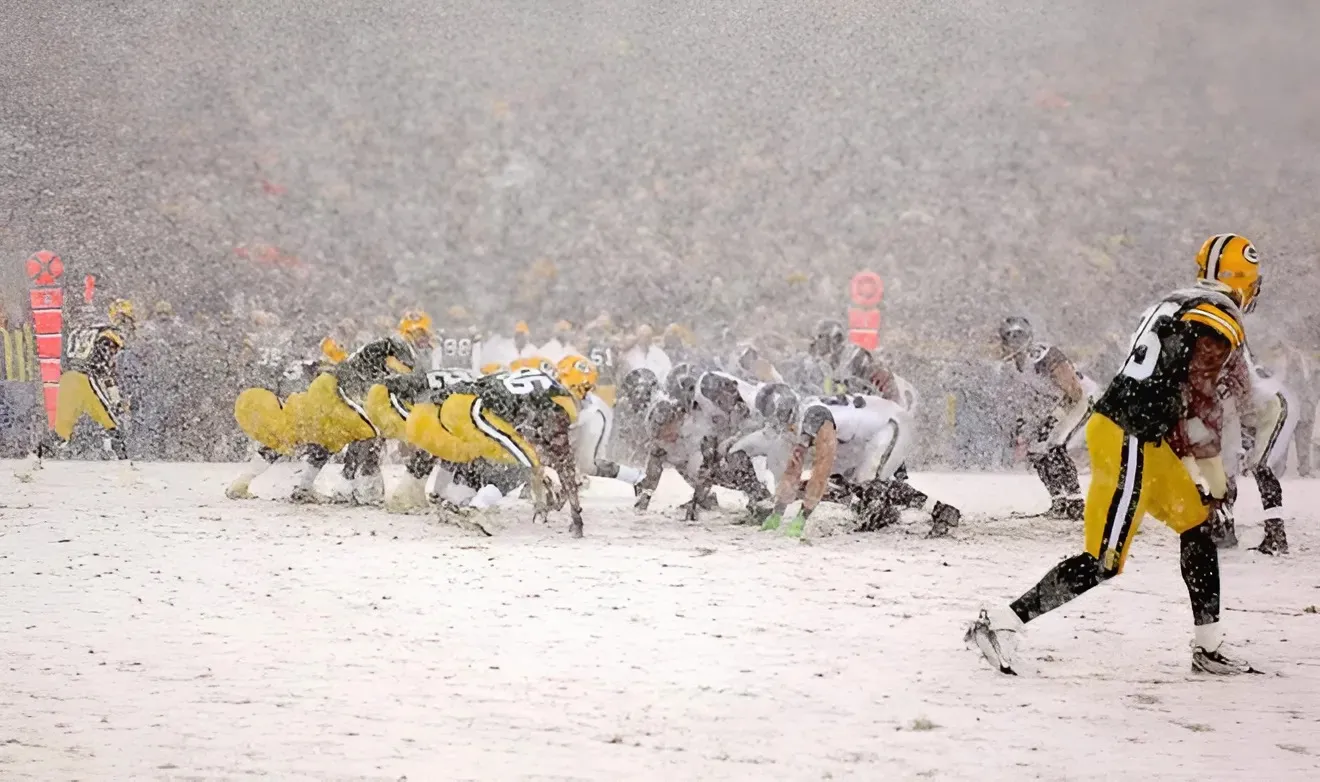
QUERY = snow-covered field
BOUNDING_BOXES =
[2,461,1318,781]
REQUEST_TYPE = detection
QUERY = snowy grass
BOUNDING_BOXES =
[2,460,1318,781]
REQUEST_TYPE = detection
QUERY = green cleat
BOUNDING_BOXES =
[761,512,783,531]
[782,515,806,538]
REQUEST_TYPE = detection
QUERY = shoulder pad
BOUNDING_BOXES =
[1180,302,1245,349]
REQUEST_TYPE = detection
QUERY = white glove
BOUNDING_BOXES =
[1182,455,1228,500]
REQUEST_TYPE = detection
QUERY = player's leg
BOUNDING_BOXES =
[853,418,960,536]
[1249,390,1296,554]
[1144,440,1255,673]
[79,374,129,461]
[227,446,283,499]
[683,434,722,521]
[710,448,770,521]
[345,438,384,505]
[1293,400,1315,477]
[290,444,331,503]
[967,415,1139,673]
[386,447,435,512]
[1027,402,1087,519]
[632,447,668,511]
[38,371,95,460]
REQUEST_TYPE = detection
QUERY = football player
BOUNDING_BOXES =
[229,335,417,503]
[397,310,435,367]
[557,355,643,486]
[374,367,587,536]
[35,299,136,462]
[735,387,959,538]
[632,365,772,521]
[967,234,1262,676]
[998,316,1100,520]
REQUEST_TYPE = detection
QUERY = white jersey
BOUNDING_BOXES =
[731,392,912,487]
[804,394,912,482]
[570,391,614,473]
[1222,342,1297,477]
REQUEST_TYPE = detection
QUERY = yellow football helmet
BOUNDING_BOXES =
[556,354,599,400]
[397,310,434,346]
[480,362,505,376]
[509,356,556,376]
[321,337,348,364]
[108,299,135,325]
[1196,234,1261,312]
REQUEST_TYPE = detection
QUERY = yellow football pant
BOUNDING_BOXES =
[233,374,377,456]
[364,384,410,442]
[1084,413,1209,574]
[53,371,119,440]
[404,393,538,468]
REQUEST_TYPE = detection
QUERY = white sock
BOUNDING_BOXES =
[441,482,476,506]
[294,461,322,490]
[233,453,271,484]
[471,485,505,510]
[1194,622,1222,653]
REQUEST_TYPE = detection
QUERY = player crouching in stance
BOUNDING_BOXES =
[968,234,1263,676]
[734,386,960,538]
[229,335,417,503]
[999,316,1098,520]
[631,366,774,521]
[372,367,588,537]
[34,299,136,463]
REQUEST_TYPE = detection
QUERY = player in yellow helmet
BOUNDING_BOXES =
[230,336,417,503]
[1193,235,1295,554]
[35,299,135,462]
[397,310,435,365]
[968,234,1261,676]
[370,366,588,535]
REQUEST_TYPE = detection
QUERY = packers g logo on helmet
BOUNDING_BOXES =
[1196,234,1261,312]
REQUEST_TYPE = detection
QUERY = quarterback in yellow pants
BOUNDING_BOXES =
[36,300,135,462]
[969,234,1264,676]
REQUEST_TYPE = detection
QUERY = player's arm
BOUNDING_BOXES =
[799,419,837,516]
[1174,318,1240,499]
[1035,346,1085,405]
[774,442,807,510]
